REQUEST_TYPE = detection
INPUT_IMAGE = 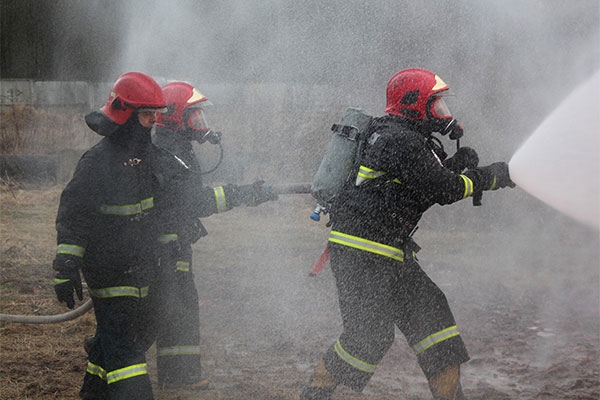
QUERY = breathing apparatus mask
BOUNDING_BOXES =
[424,95,464,141]
[178,106,222,144]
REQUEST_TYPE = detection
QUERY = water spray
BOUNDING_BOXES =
[509,70,600,230]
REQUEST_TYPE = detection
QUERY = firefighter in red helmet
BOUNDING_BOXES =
[52,72,193,399]
[151,81,277,390]
[301,68,515,400]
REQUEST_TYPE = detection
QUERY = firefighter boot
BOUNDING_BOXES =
[428,364,466,400]
[300,360,337,400]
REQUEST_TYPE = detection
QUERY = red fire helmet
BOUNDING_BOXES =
[156,82,213,131]
[100,72,167,125]
[385,68,451,120]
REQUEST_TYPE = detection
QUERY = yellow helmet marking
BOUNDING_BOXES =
[188,87,206,104]
[433,75,448,91]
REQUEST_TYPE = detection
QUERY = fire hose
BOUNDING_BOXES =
[0,298,93,324]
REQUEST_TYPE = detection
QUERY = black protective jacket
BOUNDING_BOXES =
[332,115,471,247]
[152,126,228,244]
[56,114,187,288]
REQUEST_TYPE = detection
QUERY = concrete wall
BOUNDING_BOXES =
[0,80,362,185]
[0,80,113,111]
[0,80,356,111]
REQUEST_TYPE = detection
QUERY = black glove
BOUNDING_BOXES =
[53,254,83,309]
[444,147,479,173]
[465,161,516,192]
[233,180,278,206]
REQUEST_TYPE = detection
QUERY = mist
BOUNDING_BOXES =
[4,0,599,397]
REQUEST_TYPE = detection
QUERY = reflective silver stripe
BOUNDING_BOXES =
[357,165,387,180]
[57,243,85,257]
[412,325,460,355]
[158,233,178,244]
[459,175,474,198]
[329,230,405,262]
[86,361,107,380]
[89,286,149,299]
[157,345,201,357]
[213,186,227,213]
[99,197,154,216]
[333,339,376,374]
[106,363,148,384]
[175,260,190,272]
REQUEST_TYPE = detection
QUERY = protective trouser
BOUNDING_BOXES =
[323,240,469,392]
[80,287,156,400]
[155,244,203,386]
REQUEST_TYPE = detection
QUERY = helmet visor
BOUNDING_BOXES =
[431,96,452,119]
[187,108,209,131]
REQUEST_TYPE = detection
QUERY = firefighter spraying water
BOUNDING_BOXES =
[301,68,515,400]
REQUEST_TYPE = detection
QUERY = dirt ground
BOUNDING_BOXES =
[0,184,598,400]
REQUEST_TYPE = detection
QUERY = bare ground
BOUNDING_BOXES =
[1,185,598,400]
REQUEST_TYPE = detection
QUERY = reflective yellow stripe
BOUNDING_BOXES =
[334,339,376,374]
[99,197,154,216]
[357,165,387,180]
[158,233,178,244]
[175,260,190,272]
[106,363,148,384]
[356,165,401,186]
[54,278,69,284]
[213,186,227,213]
[329,231,405,262]
[459,174,474,198]
[489,176,497,190]
[412,325,460,355]
[157,345,202,357]
[89,286,149,299]
[86,361,107,380]
[57,243,85,257]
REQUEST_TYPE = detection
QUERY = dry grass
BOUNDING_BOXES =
[0,184,95,400]
[0,105,97,155]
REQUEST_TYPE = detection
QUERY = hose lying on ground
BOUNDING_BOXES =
[0,298,93,324]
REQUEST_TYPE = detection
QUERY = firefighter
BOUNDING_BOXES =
[151,81,277,390]
[301,68,515,400]
[52,71,184,400]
